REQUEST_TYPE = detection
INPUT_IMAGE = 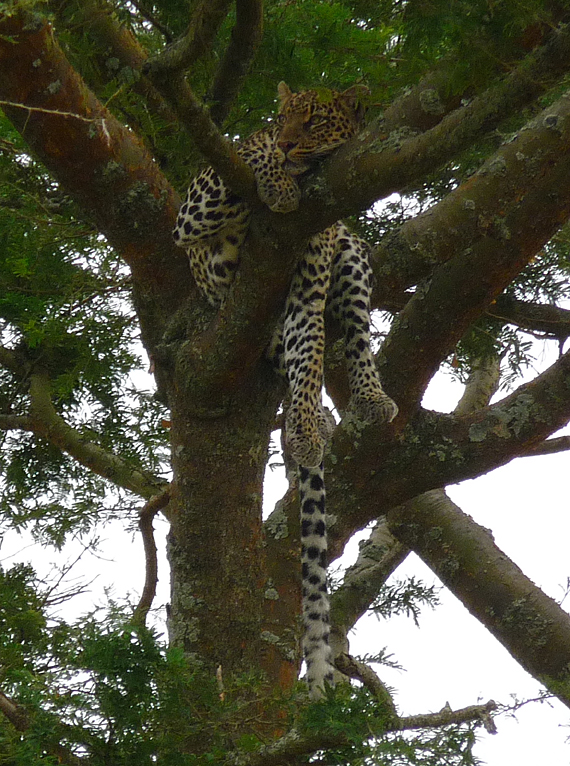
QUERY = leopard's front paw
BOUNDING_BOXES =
[257,177,301,214]
[349,391,398,424]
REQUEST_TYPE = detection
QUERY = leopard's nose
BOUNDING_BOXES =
[277,140,297,153]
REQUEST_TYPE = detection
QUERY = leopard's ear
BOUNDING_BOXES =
[340,84,370,124]
[277,81,293,108]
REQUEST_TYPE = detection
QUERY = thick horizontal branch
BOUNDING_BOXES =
[0,10,187,355]
[489,296,570,340]
[387,490,570,708]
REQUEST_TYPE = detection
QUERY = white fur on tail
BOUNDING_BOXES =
[299,464,335,699]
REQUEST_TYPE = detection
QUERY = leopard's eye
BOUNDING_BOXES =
[305,113,326,129]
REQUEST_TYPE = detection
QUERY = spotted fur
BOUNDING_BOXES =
[173,83,398,698]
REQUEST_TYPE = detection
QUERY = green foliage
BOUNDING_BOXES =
[370,576,440,626]
[0,566,479,765]
[0,117,170,546]
[298,684,481,765]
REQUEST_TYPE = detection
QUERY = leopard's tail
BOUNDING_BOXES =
[299,463,335,699]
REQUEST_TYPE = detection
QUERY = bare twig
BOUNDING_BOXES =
[133,487,171,625]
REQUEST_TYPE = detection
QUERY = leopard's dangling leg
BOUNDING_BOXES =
[282,233,333,468]
[328,224,398,424]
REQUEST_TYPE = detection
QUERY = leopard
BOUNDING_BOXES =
[173,82,398,699]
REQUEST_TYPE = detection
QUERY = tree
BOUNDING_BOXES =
[1,0,570,762]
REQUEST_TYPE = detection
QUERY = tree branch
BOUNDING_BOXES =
[132,486,171,625]
[371,80,570,310]
[386,489,570,709]
[330,519,408,655]
[25,373,166,498]
[0,691,28,732]
[334,652,399,722]
[525,435,570,456]
[47,0,178,130]
[288,21,570,238]
[208,0,264,126]
[144,0,232,74]
[0,691,85,766]
[489,295,570,341]
[326,344,570,560]
[328,357,499,658]
[144,69,258,206]
[223,697,497,766]
[0,343,27,376]
[398,700,498,733]
[379,88,570,418]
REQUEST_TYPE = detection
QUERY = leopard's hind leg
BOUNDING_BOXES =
[282,233,334,468]
[328,224,398,424]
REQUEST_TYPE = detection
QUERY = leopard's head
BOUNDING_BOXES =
[275,82,369,175]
